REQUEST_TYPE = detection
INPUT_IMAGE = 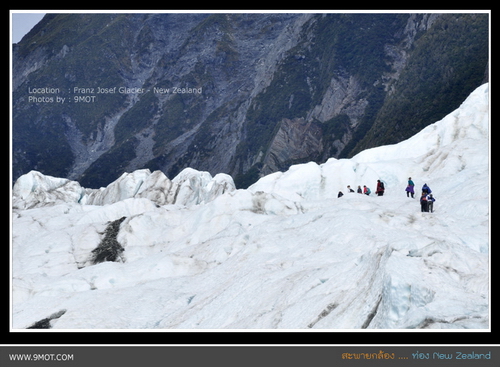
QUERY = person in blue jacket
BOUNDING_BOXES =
[422,183,432,195]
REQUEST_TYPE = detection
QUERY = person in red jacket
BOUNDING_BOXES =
[376,180,385,196]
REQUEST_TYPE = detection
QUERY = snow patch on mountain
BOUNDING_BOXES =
[11,84,489,330]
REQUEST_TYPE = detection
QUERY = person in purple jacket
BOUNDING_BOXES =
[406,177,415,198]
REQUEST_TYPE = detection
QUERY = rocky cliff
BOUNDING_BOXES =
[12,13,488,188]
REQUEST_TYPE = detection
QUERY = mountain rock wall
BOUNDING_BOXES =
[12,13,489,188]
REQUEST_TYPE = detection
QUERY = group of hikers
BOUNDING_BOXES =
[338,179,385,198]
[407,177,436,213]
[338,177,436,213]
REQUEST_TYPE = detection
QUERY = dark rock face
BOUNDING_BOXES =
[262,118,323,175]
[12,13,489,188]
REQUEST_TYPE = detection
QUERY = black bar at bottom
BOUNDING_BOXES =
[0,345,498,367]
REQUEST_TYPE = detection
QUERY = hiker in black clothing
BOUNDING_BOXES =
[420,192,429,212]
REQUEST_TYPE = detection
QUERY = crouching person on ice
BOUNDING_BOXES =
[363,185,371,195]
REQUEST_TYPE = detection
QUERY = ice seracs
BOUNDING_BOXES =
[12,167,236,209]
[11,84,489,329]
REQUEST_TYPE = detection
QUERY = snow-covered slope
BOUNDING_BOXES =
[11,83,489,330]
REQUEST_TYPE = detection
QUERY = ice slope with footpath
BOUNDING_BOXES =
[11,84,489,329]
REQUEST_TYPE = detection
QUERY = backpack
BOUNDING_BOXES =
[366,187,371,194]
[380,181,385,190]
